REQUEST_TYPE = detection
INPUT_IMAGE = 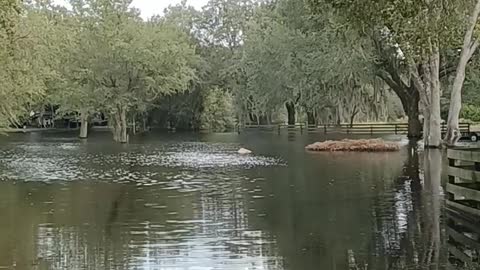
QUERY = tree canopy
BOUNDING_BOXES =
[1,0,480,144]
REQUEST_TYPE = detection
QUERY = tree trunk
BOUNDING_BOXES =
[51,104,55,128]
[428,50,442,148]
[423,108,431,146]
[349,105,359,128]
[79,110,88,139]
[410,48,442,148]
[285,102,295,125]
[119,106,128,143]
[307,110,316,125]
[248,113,257,124]
[132,115,136,135]
[377,69,423,139]
[257,115,268,125]
[113,113,121,142]
[405,98,422,139]
[142,114,148,132]
[445,0,480,145]
[38,105,44,128]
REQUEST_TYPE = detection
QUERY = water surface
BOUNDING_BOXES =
[0,131,460,269]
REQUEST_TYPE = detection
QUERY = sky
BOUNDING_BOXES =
[54,0,210,19]
[131,0,209,18]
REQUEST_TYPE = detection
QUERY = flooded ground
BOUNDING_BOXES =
[0,131,467,269]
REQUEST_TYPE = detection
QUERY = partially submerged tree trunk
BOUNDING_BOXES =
[349,105,359,128]
[285,102,295,125]
[119,106,128,143]
[259,115,268,125]
[374,27,457,142]
[429,51,442,147]
[111,105,128,143]
[423,106,431,146]
[405,97,422,139]
[410,47,442,148]
[141,114,148,133]
[248,113,256,124]
[132,115,136,135]
[79,110,88,139]
[111,114,119,142]
[38,105,45,128]
[377,69,422,139]
[445,0,480,145]
[50,104,55,128]
[306,110,316,125]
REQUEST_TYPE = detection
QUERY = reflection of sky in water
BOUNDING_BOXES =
[32,171,281,269]
[374,180,416,255]
[0,142,284,182]
[393,180,412,235]
[0,137,446,269]
[2,141,284,269]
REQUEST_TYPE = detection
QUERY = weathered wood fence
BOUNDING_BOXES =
[239,122,471,136]
[446,148,480,267]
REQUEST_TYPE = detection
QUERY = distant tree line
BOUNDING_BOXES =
[2,0,480,145]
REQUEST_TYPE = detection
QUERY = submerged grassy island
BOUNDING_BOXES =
[305,139,400,152]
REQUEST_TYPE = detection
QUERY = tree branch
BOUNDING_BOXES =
[439,64,456,79]
[376,69,410,100]
[376,70,399,90]
[468,40,480,60]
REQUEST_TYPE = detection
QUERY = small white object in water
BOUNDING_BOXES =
[238,148,252,154]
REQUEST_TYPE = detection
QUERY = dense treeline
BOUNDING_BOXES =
[2,0,480,145]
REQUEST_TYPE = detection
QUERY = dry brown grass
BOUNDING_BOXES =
[305,139,400,152]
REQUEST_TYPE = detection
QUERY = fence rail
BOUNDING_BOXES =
[447,148,480,218]
[239,122,471,136]
[446,147,480,267]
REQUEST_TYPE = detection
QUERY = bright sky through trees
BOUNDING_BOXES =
[131,0,208,18]
[54,0,209,19]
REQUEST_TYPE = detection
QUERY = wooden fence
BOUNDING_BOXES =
[239,122,471,136]
[446,148,480,267]
[446,209,480,267]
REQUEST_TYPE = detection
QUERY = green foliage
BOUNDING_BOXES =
[199,0,256,48]
[24,0,198,137]
[234,0,393,125]
[0,0,48,127]
[201,87,235,131]
[152,0,251,132]
[461,105,480,122]
[6,0,465,136]
[309,0,468,61]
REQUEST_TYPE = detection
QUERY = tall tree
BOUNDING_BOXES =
[0,0,48,128]
[309,0,465,146]
[45,0,199,142]
[445,0,480,145]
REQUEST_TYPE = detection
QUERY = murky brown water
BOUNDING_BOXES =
[0,131,471,269]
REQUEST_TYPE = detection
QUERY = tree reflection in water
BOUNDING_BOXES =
[3,135,480,270]
[363,143,444,270]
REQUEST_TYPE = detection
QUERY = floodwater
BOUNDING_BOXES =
[0,131,471,269]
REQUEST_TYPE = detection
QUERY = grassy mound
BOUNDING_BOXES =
[305,139,400,152]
